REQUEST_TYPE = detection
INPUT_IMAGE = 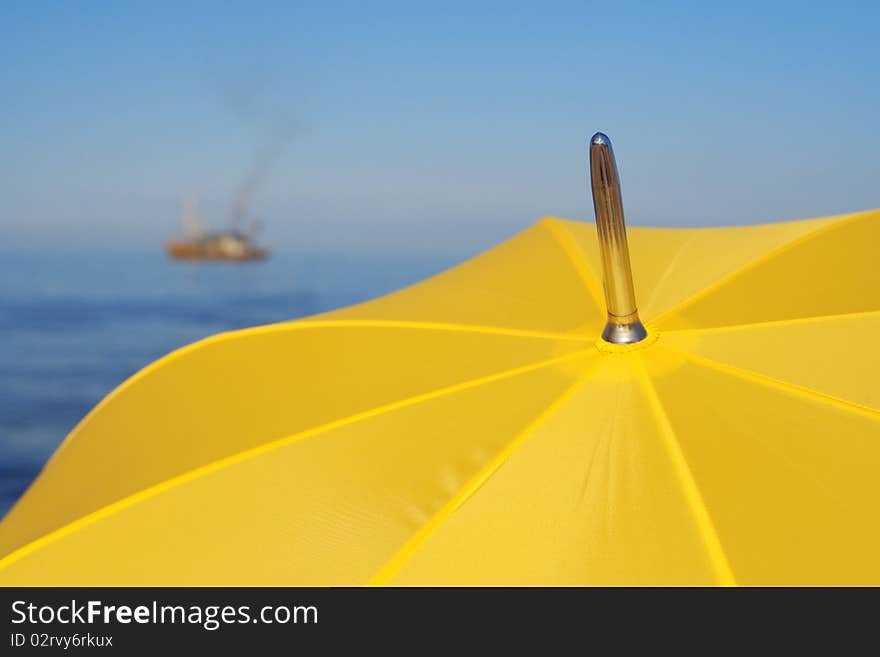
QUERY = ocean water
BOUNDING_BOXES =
[0,249,456,519]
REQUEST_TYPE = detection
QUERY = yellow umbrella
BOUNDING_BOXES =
[1,133,879,586]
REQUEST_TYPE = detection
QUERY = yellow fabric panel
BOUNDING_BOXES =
[658,209,880,330]
[386,354,720,586]
[0,353,593,586]
[320,220,604,335]
[550,213,843,322]
[661,311,880,411]
[0,323,587,558]
[646,345,880,585]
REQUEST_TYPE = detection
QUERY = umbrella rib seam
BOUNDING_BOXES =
[641,233,698,318]
[650,210,870,327]
[45,321,591,468]
[657,308,880,336]
[0,349,595,572]
[279,319,593,341]
[368,361,602,585]
[541,218,606,312]
[633,356,737,586]
[660,343,880,420]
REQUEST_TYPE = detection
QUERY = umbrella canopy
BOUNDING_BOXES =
[1,134,879,586]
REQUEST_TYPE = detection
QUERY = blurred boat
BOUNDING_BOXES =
[165,196,269,262]
[165,233,268,261]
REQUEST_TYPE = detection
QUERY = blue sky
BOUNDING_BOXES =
[2,1,878,254]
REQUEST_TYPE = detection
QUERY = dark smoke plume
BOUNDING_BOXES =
[231,122,295,230]
[221,69,297,233]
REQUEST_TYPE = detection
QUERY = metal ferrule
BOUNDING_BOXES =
[589,132,648,344]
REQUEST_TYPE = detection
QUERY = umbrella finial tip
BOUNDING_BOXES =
[590,132,611,147]
[589,129,646,344]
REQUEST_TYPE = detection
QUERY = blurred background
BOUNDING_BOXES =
[1,1,879,516]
